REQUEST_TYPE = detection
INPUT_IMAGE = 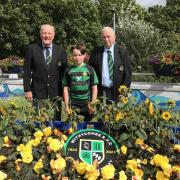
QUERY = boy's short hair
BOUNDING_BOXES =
[71,42,86,55]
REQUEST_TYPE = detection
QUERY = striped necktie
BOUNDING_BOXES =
[45,47,51,64]
[107,50,113,80]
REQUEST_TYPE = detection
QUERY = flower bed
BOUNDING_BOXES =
[0,86,180,179]
[149,52,180,76]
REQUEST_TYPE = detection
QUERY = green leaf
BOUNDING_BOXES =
[118,133,128,143]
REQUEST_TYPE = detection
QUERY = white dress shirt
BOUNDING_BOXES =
[102,45,114,88]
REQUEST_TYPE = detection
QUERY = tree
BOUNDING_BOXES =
[0,0,101,58]
[145,1,180,52]
[117,6,168,72]
[95,0,145,27]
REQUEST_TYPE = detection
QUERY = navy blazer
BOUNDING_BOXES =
[89,44,132,99]
[23,42,68,99]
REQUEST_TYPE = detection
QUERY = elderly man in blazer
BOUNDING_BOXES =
[23,24,68,119]
[89,27,132,101]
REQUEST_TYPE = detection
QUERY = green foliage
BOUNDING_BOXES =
[0,0,101,58]
[116,7,168,72]
[145,2,180,52]
[95,0,145,26]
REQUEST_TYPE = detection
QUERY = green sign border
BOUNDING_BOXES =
[64,129,119,153]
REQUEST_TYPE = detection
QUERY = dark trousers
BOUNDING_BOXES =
[71,99,92,121]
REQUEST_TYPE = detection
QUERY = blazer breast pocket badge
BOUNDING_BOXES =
[119,65,124,71]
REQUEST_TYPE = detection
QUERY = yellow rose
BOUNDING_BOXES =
[119,170,127,180]
[135,138,144,145]
[76,162,87,175]
[152,154,169,167]
[121,145,127,155]
[156,171,169,180]
[0,155,6,163]
[115,112,124,121]
[0,171,7,180]
[3,136,9,144]
[173,144,180,152]
[43,127,52,137]
[17,144,25,151]
[21,153,33,163]
[101,164,115,179]
[172,165,180,174]
[50,157,66,174]
[34,131,43,139]
[48,139,63,152]
[126,159,138,172]
[34,159,43,174]
[84,165,100,180]
[134,168,144,179]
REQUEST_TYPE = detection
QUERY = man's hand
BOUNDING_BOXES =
[25,91,33,101]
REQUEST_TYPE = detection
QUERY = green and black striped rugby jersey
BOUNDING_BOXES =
[63,63,99,100]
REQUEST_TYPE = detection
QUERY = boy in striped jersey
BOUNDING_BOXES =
[63,43,99,121]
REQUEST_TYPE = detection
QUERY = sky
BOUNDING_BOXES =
[135,0,166,8]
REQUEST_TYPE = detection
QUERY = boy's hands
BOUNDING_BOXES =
[88,102,95,115]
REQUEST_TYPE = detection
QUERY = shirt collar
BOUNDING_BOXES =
[42,43,52,50]
[104,44,114,53]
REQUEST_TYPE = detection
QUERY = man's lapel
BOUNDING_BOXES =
[37,43,48,71]
[99,46,104,74]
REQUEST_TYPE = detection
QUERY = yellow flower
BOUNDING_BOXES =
[167,100,176,107]
[48,138,63,152]
[17,144,25,151]
[3,136,9,144]
[115,112,124,121]
[34,159,43,174]
[101,164,115,179]
[134,168,144,179]
[172,165,180,174]
[156,171,169,180]
[0,155,6,163]
[20,145,33,163]
[146,147,155,153]
[47,137,53,144]
[126,159,138,172]
[22,153,33,164]
[62,134,68,141]
[104,114,109,122]
[50,157,66,174]
[145,98,150,105]
[15,159,22,171]
[85,164,100,180]
[30,138,41,147]
[53,129,62,136]
[76,162,87,175]
[151,154,169,168]
[0,171,7,180]
[135,138,144,145]
[122,97,128,104]
[173,144,180,152]
[43,127,52,137]
[119,170,127,180]
[121,145,127,155]
[161,163,171,177]
[149,102,154,115]
[162,111,171,121]
[34,131,44,139]
[3,136,10,147]
[118,85,128,95]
